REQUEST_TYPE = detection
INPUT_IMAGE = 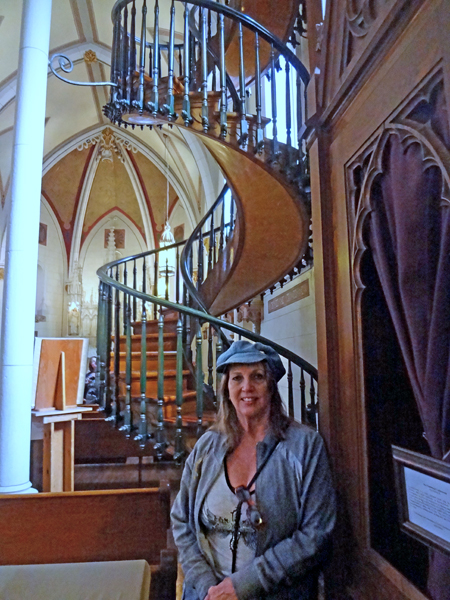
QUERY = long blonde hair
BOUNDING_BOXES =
[211,361,291,451]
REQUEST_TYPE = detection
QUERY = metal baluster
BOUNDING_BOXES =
[189,246,194,289]
[149,46,153,79]
[133,259,137,322]
[135,301,147,447]
[287,361,294,418]
[218,12,227,138]
[113,266,121,425]
[309,377,317,429]
[182,280,188,346]
[197,232,204,289]
[209,10,217,91]
[178,47,183,77]
[126,5,134,107]
[238,23,248,147]
[201,8,209,132]
[254,33,263,153]
[123,263,128,334]
[230,197,235,234]
[154,311,167,459]
[165,258,169,301]
[185,310,192,364]
[96,282,106,409]
[121,6,129,104]
[196,325,204,438]
[152,0,159,115]
[215,333,223,408]
[130,0,137,105]
[300,368,306,424]
[270,45,279,161]
[213,216,218,264]
[176,245,180,304]
[174,317,185,463]
[189,31,196,93]
[142,256,147,295]
[118,6,125,95]
[182,3,192,125]
[208,212,214,272]
[219,200,225,254]
[164,0,176,119]
[208,325,213,387]
[285,59,292,172]
[296,71,304,174]
[105,284,113,415]
[138,0,147,113]
[111,10,121,90]
[120,295,132,436]
[153,255,158,319]
[226,197,234,241]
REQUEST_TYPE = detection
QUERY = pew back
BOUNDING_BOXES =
[0,486,176,600]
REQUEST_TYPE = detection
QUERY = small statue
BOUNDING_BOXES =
[68,306,79,336]
[84,356,98,404]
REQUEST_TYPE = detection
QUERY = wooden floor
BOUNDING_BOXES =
[74,457,183,494]
[74,458,186,599]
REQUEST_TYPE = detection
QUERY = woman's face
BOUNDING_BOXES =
[227,362,271,427]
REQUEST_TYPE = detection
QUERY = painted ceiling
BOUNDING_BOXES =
[0,0,224,265]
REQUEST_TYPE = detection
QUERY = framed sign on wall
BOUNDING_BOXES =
[392,445,450,557]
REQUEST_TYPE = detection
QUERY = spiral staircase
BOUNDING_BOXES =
[56,0,319,466]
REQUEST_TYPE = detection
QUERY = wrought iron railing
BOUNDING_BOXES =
[50,0,310,184]
[54,0,320,463]
[96,188,318,463]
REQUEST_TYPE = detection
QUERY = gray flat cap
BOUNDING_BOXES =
[216,340,286,382]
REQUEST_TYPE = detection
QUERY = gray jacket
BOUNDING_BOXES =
[171,422,336,600]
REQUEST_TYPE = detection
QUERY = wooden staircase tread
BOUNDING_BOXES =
[132,314,179,324]
[114,369,190,378]
[115,389,197,402]
[165,411,216,425]
[162,390,197,401]
[122,332,177,340]
[114,350,177,357]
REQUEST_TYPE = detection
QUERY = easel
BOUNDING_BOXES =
[32,341,91,492]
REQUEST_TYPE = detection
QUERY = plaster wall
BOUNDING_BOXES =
[34,201,65,338]
[260,268,317,422]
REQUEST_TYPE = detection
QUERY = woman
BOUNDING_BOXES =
[171,341,336,600]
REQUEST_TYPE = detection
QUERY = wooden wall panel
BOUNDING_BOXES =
[310,0,450,598]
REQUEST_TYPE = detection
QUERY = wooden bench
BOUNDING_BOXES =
[0,486,177,600]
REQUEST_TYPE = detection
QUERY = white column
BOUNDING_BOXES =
[0,0,52,493]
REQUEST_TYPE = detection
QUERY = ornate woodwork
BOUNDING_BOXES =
[347,68,450,596]
[310,0,450,598]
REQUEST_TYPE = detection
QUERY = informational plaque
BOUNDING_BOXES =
[392,445,450,555]
[268,279,310,314]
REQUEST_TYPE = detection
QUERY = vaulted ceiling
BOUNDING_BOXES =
[0,0,224,270]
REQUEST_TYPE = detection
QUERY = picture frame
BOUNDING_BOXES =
[392,445,450,556]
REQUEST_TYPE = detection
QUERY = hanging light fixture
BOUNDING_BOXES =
[159,133,176,278]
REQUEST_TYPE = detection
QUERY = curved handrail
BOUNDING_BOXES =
[97,260,317,378]
[180,182,231,314]
[111,0,310,86]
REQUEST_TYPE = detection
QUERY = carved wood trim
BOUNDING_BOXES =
[318,0,427,128]
[344,70,450,592]
[346,0,377,38]
[349,70,450,297]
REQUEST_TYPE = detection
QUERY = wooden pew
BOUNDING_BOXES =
[0,486,177,600]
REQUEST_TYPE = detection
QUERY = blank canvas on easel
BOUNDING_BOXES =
[32,338,88,411]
